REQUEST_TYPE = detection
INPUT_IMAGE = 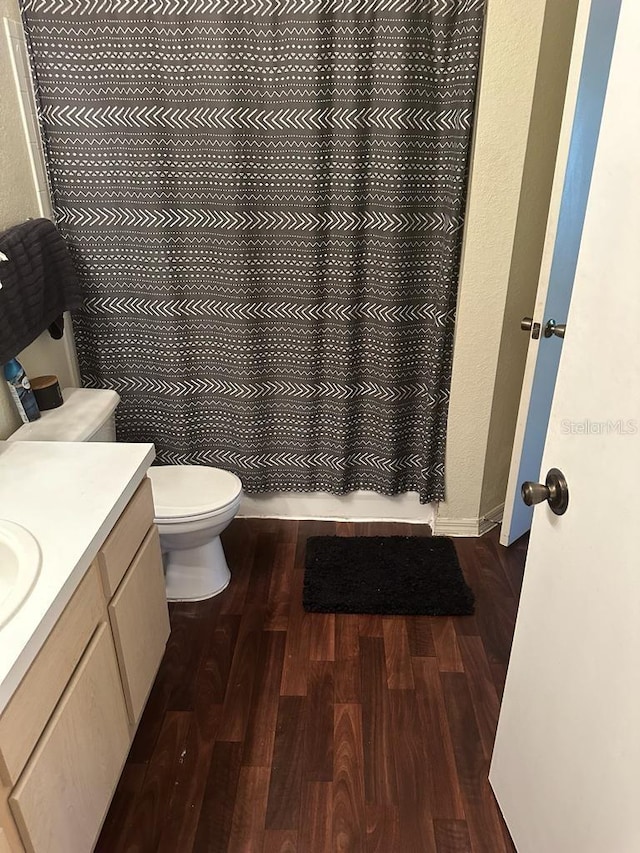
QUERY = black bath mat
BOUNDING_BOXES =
[303,536,474,616]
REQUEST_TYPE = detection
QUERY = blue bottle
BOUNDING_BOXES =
[3,358,41,423]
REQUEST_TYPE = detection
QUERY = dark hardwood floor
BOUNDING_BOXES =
[96,519,528,853]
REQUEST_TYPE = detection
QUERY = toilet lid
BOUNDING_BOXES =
[148,465,243,521]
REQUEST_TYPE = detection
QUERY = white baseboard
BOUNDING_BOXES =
[238,493,505,537]
[433,502,504,538]
[238,491,436,526]
[432,516,485,537]
[480,501,505,535]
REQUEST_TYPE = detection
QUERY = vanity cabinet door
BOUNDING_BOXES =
[108,526,170,725]
[98,477,155,597]
[9,624,130,853]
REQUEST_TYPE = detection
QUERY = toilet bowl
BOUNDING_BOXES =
[8,387,244,602]
[147,465,243,601]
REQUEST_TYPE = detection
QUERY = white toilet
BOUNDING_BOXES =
[8,387,243,601]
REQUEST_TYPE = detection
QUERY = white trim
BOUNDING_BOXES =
[482,500,505,525]
[433,501,504,537]
[238,491,436,526]
[4,17,52,220]
[433,516,485,537]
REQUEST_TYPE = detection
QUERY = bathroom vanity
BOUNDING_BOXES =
[0,441,170,853]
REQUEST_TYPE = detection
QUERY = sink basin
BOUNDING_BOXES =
[0,520,41,629]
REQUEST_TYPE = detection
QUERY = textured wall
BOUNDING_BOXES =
[0,0,39,227]
[436,0,560,530]
[0,0,79,439]
[479,0,579,517]
[0,0,40,438]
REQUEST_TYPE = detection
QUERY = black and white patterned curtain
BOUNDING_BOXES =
[20,0,484,503]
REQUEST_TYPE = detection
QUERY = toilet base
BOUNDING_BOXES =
[163,534,231,601]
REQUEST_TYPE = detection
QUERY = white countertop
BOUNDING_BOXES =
[0,440,155,712]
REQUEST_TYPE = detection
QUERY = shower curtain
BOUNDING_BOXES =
[19,0,484,503]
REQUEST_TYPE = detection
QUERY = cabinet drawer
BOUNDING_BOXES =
[98,477,155,597]
[0,564,104,787]
[9,624,130,853]
[109,526,170,725]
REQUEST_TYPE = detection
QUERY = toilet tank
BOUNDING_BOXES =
[7,388,120,443]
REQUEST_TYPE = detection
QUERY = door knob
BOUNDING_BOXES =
[521,317,541,339]
[521,468,569,515]
[544,319,566,339]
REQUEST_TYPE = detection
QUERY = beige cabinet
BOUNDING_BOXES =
[98,477,170,726]
[9,626,130,853]
[109,526,170,725]
[0,477,170,853]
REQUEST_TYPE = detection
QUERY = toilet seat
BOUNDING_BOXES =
[147,465,243,524]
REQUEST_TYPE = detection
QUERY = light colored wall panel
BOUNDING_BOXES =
[479,0,580,518]
[435,0,576,532]
[0,0,80,440]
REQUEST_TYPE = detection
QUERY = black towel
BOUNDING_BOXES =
[0,218,82,364]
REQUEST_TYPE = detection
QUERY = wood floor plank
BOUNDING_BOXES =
[123,711,192,851]
[156,705,223,853]
[365,804,400,853]
[431,617,464,672]
[407,616,437,657]
[433,818,473,853]
[458,635,501,759]
[166,599,223,711]
[94,763,146,853]
[265,542,296,631]
[127,602,212,762]
[199,614,241,704]
[387,688,432,806]
[309,612,336,661]
[398,798,437,853]
[219,525,257,616]
[262,829,298,853]
[298,781,332,851]
[243,630,287,767]
[453,537,518,666]
[335,614,361,703]
[333,703,366,853]
[192,740,244,853]
[441,672,510,853]
[382,618,415,689]
[304,660,334,782]
[217,533,275,741]
[387,690,439,852]
[155,615,229,853]
[228,766,271,853]
[411,657,465,820]
[490,528,528,600]
[359,636,398,806]
[216,610,267,742]
[265,696,307,830]
[491,661,509,701]
[280,569,311,696]
[358,614,384,638]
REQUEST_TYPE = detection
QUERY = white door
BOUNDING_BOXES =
[500,0,621,546]
[490,1,640,850]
